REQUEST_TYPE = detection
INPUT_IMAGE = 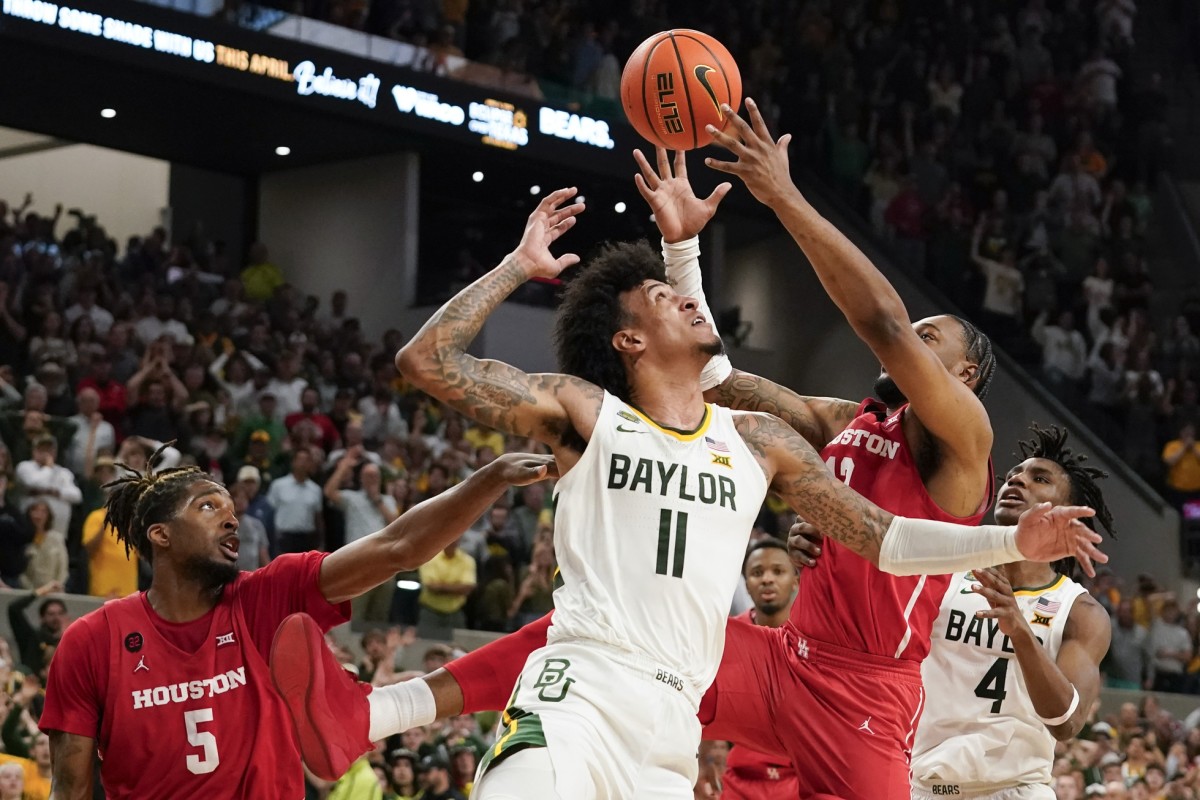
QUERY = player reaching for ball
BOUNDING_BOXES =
[37,446,556,799]
[784,425,1114,800]
[272,185,1104,800]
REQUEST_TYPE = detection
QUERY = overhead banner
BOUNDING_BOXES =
[0,0,628,167]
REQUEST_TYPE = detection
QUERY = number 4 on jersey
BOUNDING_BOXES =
[974,658,1009,714]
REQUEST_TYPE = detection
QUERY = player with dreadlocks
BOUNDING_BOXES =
[283,133,1022,800]
[38,443,555,799]
[906,423,1115,800]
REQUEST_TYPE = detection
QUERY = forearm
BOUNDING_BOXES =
[662,237,732,390]
[1010,626,1079,736]
[773,191,911,338]
[397,257,527,391]
[318,461,513,603]
[50,731,95,800]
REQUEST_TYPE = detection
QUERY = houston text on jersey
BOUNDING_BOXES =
[130,667,247,709]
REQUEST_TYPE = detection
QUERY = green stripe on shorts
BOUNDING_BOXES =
[478,706,547,775]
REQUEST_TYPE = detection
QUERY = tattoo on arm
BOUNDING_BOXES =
[734,412,891,564]
[708,371,859,448]
[50,730,94,800]
[400,258,602,444]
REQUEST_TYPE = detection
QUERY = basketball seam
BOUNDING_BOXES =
[666,31,698,150]
[675,32,731,111]
[640,38,669,149]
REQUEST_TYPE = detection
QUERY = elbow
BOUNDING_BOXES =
[1050,718,1084,742]
[394,343,431,383]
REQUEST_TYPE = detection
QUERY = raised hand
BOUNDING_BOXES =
[633,147,730,243]
[512,188,585,281]
[1013,502,1106,577]
[970,567,1026,638]
[704,97,799,208]
[491,452,558,487]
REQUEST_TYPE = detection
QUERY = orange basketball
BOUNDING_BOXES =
[620,29,742,151]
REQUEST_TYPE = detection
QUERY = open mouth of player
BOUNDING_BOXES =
[996,489,1025,508]
[691,314,706,327]
[219,536,240,561]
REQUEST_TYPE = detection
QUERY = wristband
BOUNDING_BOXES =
[1036,686,1079,726]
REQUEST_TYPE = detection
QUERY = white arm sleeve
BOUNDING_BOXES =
[877,517,1025,576]
[662,236,732,391]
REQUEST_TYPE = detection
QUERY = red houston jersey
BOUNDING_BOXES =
[791,400,993,661]
[40,553,349,799]
[719,611,797,800]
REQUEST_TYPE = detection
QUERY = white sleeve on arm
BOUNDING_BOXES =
[662,237,732,391]
[877,517,1024,576]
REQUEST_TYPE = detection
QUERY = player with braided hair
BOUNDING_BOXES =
[906,423,1114,800]
[39,443,556,799]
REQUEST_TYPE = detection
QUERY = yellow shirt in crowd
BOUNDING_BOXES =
[464,426,505,457]
[0,752,50,800]
[418,549,477,615]
[83,509,138,599]
[1164,440,1200,493]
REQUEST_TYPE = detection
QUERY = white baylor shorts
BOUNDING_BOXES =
[912,782,1056,800]
[474,639,702,800]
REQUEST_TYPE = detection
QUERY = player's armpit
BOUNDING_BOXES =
[49,730,94,800]
[734,412,891,564]
[705,369,858,449]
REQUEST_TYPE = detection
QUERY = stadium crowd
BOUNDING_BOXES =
[1,1,1199,795]
[260,0,1200,507]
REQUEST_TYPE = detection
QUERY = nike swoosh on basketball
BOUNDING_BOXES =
[693,65,722,118]
[617,425,647,434]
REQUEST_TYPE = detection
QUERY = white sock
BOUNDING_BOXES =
[367,678,437,741]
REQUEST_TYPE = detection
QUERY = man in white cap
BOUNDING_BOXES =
[236,464,275,554]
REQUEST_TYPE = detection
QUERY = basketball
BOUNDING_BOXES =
[620,29,742,151]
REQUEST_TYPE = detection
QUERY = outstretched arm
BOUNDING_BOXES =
[632,147,859,448]
[708,99,992,464]
[734,412,1106,574]
[707,369,859,449]
[318,453,554,604]
[396,189,600,447]
[973,568,1111,740]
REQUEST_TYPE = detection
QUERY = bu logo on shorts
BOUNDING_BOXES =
[534,658,575,702]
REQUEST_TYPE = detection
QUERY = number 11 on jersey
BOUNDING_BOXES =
[656,509,688,578]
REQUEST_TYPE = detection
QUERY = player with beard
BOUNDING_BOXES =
[272,186,1104,799]
[38,445,556,799]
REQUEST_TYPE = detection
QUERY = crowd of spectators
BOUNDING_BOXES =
[252,0,1200,519]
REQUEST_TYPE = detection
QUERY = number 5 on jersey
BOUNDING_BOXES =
[656,509,688,578]
[185,708,220,774]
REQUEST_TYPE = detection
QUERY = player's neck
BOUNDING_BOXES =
[627,371,706,431]
[1002,561,1058,590]
[145,568,225,622]
[755,606,789,628]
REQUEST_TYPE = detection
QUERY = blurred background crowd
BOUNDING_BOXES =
[3,0,1200,797]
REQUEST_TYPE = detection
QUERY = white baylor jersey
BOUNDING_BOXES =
[548,392,768,697]
[912,571,1087,793]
